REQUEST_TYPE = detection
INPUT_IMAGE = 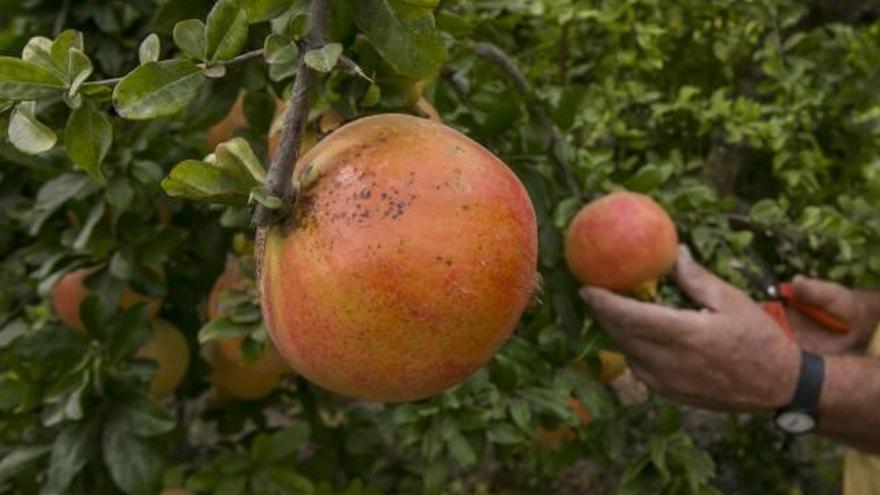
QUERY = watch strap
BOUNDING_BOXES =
[788,351,825,418]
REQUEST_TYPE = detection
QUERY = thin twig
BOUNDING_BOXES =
[82,49,266,87]
[473,42,583,199]
[212,48,264,67]
[83,76,124,87]
[252,0,331,226]
[441,67,469,100]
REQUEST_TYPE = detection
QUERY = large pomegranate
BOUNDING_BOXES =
[565,190,678,298]
[259,114,537,402]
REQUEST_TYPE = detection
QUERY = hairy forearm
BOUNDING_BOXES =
[818,354,880,453]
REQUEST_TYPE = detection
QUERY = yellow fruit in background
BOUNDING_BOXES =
[217,336,289,375]
[598,350,627,384]
[206,343,283,401]
[136,319,190,399]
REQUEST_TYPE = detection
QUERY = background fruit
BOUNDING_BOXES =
[207,256,289,375]
[51,266,161,331]
[205,92,249,150]
[260,114,538,402]
[599,350,627,384]
[534,397,592,450]
[217,336,289,375]
[135,319,190,399]
[208,92,287,160]
[2,2,869,492]
[204,343,282,401]
[565,191,678,298]
[206,257,252,321]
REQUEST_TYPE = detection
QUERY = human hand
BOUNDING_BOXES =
[580,246,800,412]
[785,277,880,355]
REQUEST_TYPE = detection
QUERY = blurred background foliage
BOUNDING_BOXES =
[0,0,879,493]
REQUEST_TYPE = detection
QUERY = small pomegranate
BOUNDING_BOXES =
[565,191,678,298]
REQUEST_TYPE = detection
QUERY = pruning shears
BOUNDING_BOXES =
[730,258,849,339]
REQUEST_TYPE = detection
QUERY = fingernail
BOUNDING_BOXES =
[579,287,594,302]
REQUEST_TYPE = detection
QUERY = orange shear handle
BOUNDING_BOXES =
[778,283,850,334]
[761,301,794,339]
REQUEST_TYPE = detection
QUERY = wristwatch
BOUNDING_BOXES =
[773,351,825,435]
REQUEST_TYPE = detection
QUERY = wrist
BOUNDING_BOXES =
[774,350,825,435]
[816,355,845,434]
[768,340,802,410]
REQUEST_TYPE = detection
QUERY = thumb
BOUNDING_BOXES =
[674,245,750,311]
[790,276,856,321]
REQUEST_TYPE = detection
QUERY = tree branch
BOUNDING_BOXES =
[703,129,748,199]
[252,0,332,226]
[473,42,583,200]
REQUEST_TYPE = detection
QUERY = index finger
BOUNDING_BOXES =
[580,286,702,346]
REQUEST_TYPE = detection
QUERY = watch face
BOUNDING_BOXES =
[775,410,816,435]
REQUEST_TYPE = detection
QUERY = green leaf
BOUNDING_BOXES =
[0,57,66,99]
[625,165,668,192]
[41,421,98,495]
[552,197,581,230]
[173,19,207,60]
[750,199,787,225]
[249,188,282,209]
[65,101,112,184]
[361,83,381,107]
[112,60,206,120]
[50,30,84,70]
[215,136,267,183]
[73,201,106,251]
[163,137,264,205]
[102,414,164,495]
[0,445,51,485]
[446,430,476,468]
[242,0,295,23]
[205,65,227,78]
[162,160,250,205]
[398,0,440,6]
[270,422,310,460]
[24,173,97,235]
[21,36,62,77]
[198,316,252,343]
[488,424,526,445]
[206,0,250,62]
[508,398,531,431]
[113,394,176,438]
[648,437,670,481]
[263,33,298,65]
[351,0,447,79]
[66,49,93,98]
[139,34,161,65]
[304,43,343,73]
[8,101,56,154]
